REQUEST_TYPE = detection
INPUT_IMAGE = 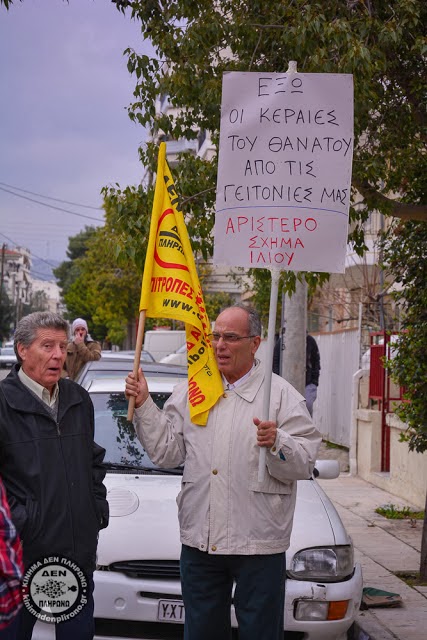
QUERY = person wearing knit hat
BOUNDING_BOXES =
[63,317,101,381]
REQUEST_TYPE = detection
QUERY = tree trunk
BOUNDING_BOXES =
[282,279,307,396]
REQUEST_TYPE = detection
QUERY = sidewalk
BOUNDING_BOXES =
[317,473,426,640]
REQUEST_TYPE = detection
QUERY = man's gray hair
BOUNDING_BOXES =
[14,312,69,363]
[227,303,262,337]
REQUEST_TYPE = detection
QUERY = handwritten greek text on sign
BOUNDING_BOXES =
[213,72,354,273]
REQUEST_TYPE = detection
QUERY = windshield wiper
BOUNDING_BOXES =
[104,462,182,474]
[105,462,154,472]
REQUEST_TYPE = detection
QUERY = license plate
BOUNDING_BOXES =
[157,599,185,623]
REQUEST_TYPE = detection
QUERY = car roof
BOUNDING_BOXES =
[76,358,188,386]
[101,350,155,362]
[79,358,187,375]
[87,376,180,394]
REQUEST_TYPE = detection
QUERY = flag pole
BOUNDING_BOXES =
[127,309,146,421]
[258,268,280,482]
[257,59,298,482]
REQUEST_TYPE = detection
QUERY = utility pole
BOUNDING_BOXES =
[281,278,307,396]
[0,243,5,296]
[0,244,5,343]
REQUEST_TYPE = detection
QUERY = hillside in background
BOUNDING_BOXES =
[31,257,59,282]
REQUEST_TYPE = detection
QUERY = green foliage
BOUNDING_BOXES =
[0,289,14,342]
[122,0,425,218]
[381,221,427,453]
[376,503,424,520]
[100,184,153,274]
[60,223,142,346]
[110,0,426,303]
[232,268,330,329]
[53,226,98,301]
[0,0,22,8]
[203,291,235,322]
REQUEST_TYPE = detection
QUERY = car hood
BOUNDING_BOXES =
[288,480,351,562]
[97,474,182,565]
[97,474,350,567]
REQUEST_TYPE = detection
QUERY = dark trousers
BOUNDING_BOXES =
[180,545,286,640]
[0,577,94,640]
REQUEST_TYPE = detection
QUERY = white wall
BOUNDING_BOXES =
[313,329,360,447]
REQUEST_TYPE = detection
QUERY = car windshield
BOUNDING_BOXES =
[92,391,182,475]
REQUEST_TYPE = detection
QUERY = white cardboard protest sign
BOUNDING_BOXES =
[213,72,354,273]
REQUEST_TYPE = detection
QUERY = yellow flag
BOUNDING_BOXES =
[139,142,223,425]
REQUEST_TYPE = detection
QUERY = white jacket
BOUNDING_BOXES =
[133,360,321,555]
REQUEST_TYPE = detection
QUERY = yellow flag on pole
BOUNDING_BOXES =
[139,142,223,425]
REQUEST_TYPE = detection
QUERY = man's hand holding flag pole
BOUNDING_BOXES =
[127,142,223,423]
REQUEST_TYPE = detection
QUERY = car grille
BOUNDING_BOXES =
[95,619,304,639]
[95,619,185,639]
[107,559,181,580]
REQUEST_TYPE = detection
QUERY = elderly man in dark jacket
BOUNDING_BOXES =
[0,312,108,640]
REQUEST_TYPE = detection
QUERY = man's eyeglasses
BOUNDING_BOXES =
[208,333,257,344]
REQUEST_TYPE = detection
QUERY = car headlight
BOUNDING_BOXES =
[288,545,354,582]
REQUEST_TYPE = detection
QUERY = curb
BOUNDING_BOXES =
[351,610,399,640]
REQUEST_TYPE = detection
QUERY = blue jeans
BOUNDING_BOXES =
[0,577,94,640]
[305,383,318,417]
[180,545,286,640]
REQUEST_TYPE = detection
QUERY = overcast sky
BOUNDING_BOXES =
[0,0,151,269]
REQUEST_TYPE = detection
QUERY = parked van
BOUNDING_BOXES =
[143,330,186,362]
[161,338,268,367]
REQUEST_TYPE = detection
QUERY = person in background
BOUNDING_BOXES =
[63,317,101,381]
[272,330,283,376]
[305,334,321,417]
[125,304,321,640]
[273,331,321,418]
[0,311,108,639]
[0,477,23,633]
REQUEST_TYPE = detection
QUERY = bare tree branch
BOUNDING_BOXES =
[352,178,427,222]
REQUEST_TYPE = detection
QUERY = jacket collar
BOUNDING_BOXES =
[231,359,265,402]
[1,364,83,416]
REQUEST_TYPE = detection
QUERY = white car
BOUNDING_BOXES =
[161,340,269,367]
[34,376,362,640]
[160,343,188,366]
[0,346,17,368]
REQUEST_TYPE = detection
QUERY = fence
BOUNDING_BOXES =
[368,331,405,472]
[313,328,360,447]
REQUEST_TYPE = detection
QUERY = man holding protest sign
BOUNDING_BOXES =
[125,303,321,640]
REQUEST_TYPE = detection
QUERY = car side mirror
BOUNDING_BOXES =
[312,459,340,479]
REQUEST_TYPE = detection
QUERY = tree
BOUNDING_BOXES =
[0,0,21,8]
[53,226,98,301]
[55,194,151,346]
[53,226,105,337]
[64,224,142,346]
[119,0,425,224]
[381,221,427,581]
[109,0,426,300]
[0,289,14,343]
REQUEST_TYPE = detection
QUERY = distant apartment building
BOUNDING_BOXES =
[31,279,62,314]
[0,244,32,325]
[1,244,63,330]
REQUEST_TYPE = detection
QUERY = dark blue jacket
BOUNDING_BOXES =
[0,365,108,574]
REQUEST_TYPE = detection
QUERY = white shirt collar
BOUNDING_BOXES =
[18,367,60,408]
[222,362,256,391]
